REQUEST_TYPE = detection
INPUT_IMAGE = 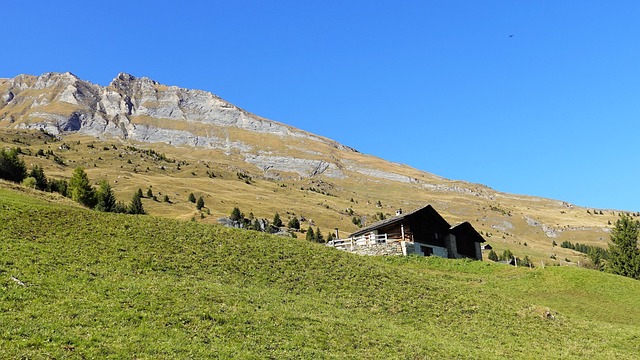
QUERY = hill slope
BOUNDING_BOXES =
[1,185,639,358]
[0,72,627,265]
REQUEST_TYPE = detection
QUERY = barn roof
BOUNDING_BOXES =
[450,221,486,243]
[350,204,449,237]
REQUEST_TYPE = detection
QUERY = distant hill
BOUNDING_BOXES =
[0,72,626,264]
[1,185,639,358]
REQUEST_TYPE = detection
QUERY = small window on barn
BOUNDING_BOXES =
[421,246,433,256]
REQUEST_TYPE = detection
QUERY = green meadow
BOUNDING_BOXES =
[1,186,639,359]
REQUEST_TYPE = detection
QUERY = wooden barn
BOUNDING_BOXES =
[347,205,485,260]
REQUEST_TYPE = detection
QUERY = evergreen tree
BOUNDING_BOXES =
[499,249,514,261]
[287,217,300,230]
[69,167,96,208]
[188,193,196,203]
[230,207,242,221]
[49,179,68,197]
[95,180,117,212]
[316,227,324,243]
[607,214,640,279]
[146,188,153,198]
[196,196,205,210]
[273,213,283,227]
[163,194,170,203]
[128,190,145,214]
[28,165,48,190]
[306,227,315,242]
[0,148,27,183]
[488,250,499,261]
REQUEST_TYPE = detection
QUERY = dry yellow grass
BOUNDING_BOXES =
[0,128,620,265]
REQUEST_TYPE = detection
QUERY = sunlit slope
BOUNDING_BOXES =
[0,129,619,266]
[1,186,639,359]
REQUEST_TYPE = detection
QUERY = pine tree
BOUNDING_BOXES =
[499,249,514,261]
[188,193,196,203]
[69,167,96,208]
[28,165,48,190]
[95,180,117,212]
[488,250,499,261]
[306,227,315,242]
[607,214,640,279]
[273,213,283,227]
[287,217,300,230]
[0,148,27,183]
[230,207,242,221]
[316,227,324,243]
[146,188,153,198]
[196,196,205,210]
[128,190,145,215]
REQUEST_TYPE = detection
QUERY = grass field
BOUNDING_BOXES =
[1,185,639,359]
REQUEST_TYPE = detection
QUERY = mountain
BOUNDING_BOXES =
[0,72,619,264]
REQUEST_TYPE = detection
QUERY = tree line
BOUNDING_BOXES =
[0,147,144,215]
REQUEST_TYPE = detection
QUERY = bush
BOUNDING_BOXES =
[196,196,205,210]
[188,193,196,203]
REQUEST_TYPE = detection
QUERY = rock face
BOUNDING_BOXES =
[0,72,369,178]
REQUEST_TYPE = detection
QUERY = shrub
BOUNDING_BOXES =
[196,196,205,210]
[188,193,196,203]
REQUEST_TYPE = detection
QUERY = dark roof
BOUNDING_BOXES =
[450,222,486,243]
[350,204,449,237]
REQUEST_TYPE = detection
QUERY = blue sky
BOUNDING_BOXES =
[4,1,640,211]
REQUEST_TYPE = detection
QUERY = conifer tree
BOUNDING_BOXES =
[287,217,300,230]
[316,227,324,243]
[273,213,283,227]
[29,165,48,190]
[196,196,205,210]
[488,250,499,261]
[95,180,117,212]
[69,167,96,208]
[306,227,315,242]
[188,192,196,203]
[0,148,27,183]
[608,214,640,279]
[128,189,145,215]
[230,207,242,221]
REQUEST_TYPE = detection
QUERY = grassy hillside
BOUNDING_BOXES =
[0,129,624,267]
[1,185,639,359]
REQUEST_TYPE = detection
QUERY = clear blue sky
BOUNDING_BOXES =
[5,1,640,211]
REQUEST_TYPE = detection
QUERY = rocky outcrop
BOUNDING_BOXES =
[0,72,466,187]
